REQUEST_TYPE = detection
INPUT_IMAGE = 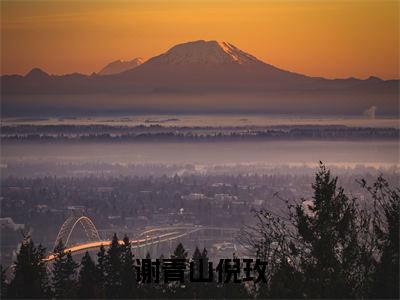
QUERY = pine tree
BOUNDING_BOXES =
[192,246,202,260]
[8,236,50,298]
[120,235,136,298]
[200,248,211,280]
[295,163,359,298]
[96,244,107,297]
[52,240,78,298]
[191,246,202,275]
[166,243,189,298]
[189,246,219,299]
[172,242,187,259]
[104,233,122,297]
[77,251,99,298]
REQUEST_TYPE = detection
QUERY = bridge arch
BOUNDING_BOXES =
[54,215,100,251]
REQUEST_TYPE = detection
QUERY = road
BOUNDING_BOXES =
[44,226,239,262]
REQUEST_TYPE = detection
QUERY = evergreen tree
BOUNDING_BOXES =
[295,163,359,298]
[172,242,187,259]
[189,247,220,299]
[242,163,379,298]
[8,236,50,298]
[96,244,107,297]
[104,233,122,298]
[188,246,203,298]
[52,240,78,298]
[165,243,189,298]
[120,235,136,298]
[145,251,151,259]
[366,176,399,298]
[191,246,202,276]
[77,251,99,298]
[192,246,202,260]
[200,248,209,267]
[192,246,201,259]
[268,257,303,298]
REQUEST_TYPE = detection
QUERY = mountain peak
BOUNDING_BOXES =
[217,41,260,64]
[25,67,50,78]
[99,57,144,75]
[149,40,261,66]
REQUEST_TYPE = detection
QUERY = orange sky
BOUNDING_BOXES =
[1,0,399,79]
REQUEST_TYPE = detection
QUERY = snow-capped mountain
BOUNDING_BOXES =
[118,40,311,88]
[146,40,260,66]
[99,58,144,75]
[2,40,393,91]
[1,39,397,116]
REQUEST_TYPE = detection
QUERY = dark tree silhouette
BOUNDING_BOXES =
[104,233,122,297]
[363,176,400,298]
[240,163,395,298]
[52,240,79,298]
[8,236,50,298]
[295,163,359,297]
[268,257,303,298]
[120,235,136,298]
[189,246,222,299]
[191,246,202,276]
[172,243,188,259]
[77,251,99,298]
[96,244,107,297]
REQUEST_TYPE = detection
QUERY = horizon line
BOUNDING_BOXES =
[1,39,399,81]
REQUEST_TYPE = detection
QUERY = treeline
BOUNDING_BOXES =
[2,129,399,142]
[2,127,399,142]
[1,164,399,298]
[1,237,248,299]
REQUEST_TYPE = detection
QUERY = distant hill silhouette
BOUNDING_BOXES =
[98,58,144,75]
[1,40,398,116]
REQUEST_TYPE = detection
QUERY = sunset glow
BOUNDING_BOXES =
[1,0,398,79]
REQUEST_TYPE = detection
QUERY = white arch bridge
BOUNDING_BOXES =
[45,215,239,262]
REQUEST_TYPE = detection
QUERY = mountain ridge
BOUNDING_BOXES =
[2,40,390,81]
[1,40,398,116]
[98,57,144,75]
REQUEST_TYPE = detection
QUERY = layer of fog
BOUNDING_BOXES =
[2,141,398,169]
[2,91,398,117]
[3,113,399,128]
